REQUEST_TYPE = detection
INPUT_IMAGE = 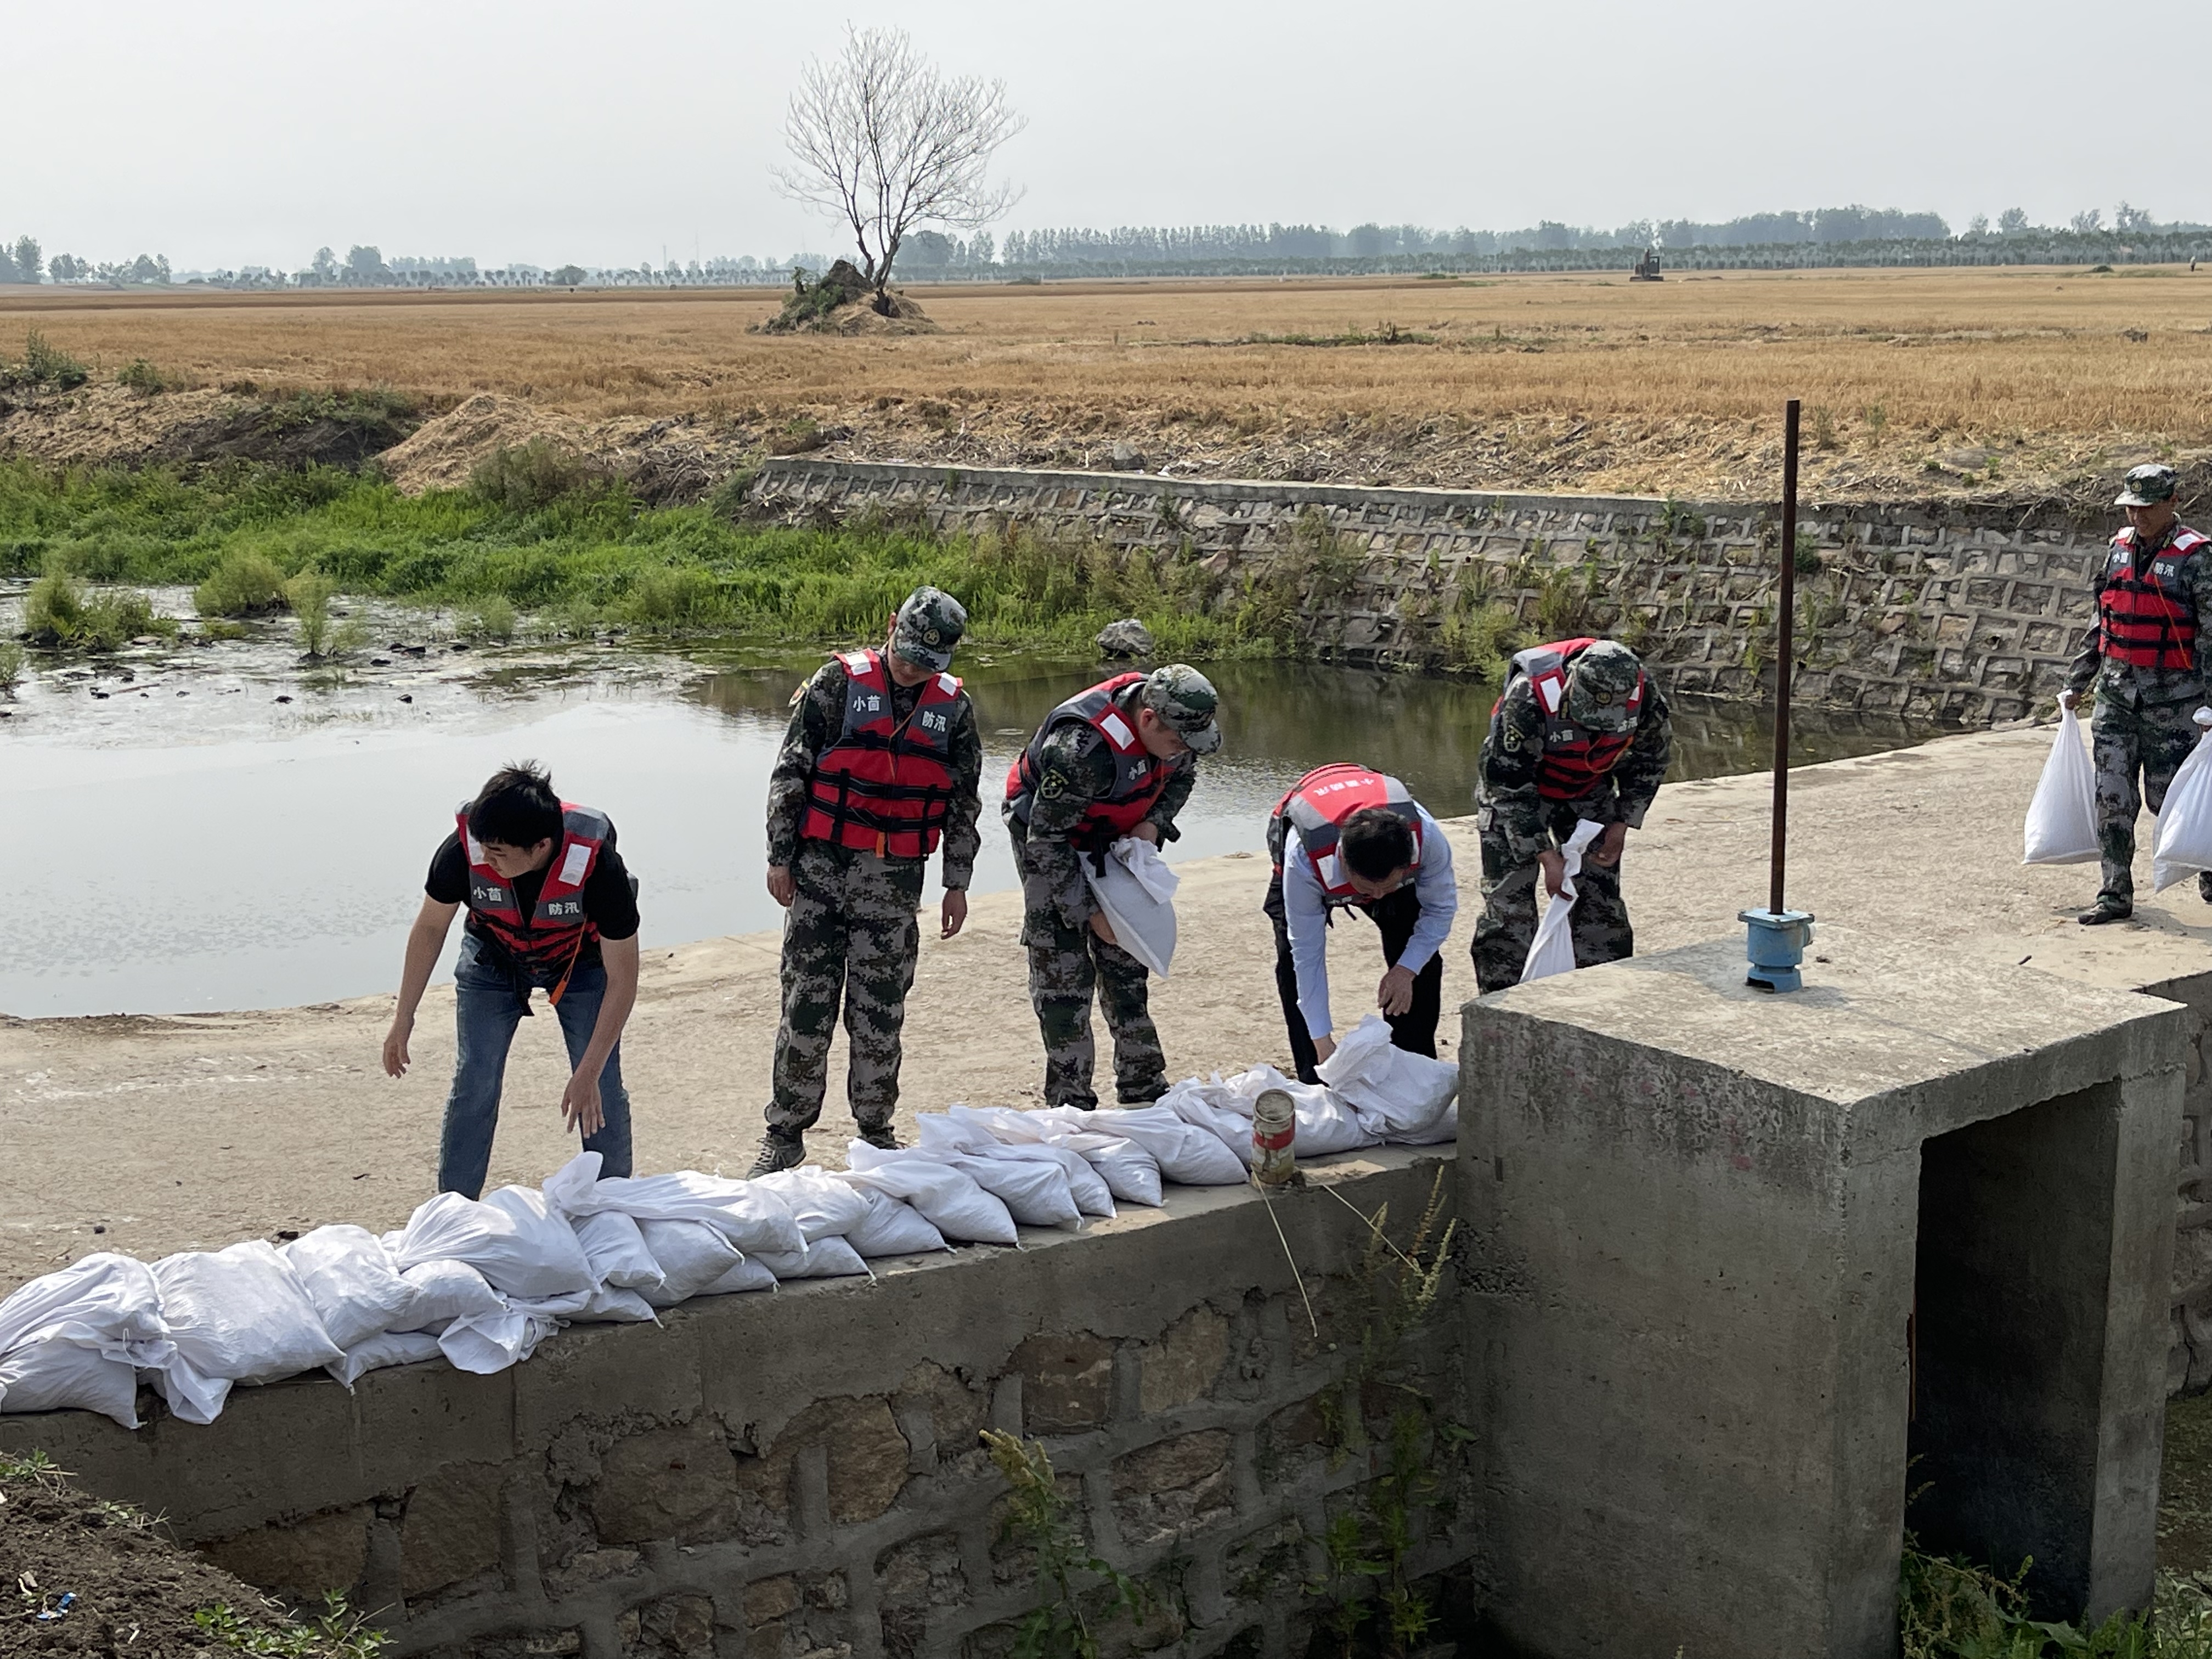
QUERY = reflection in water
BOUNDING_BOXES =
[1,646,1936,1018]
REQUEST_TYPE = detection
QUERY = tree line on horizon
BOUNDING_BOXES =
[4,201,2209,292]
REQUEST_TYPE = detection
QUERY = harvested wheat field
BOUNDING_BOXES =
[5,266,2210,499]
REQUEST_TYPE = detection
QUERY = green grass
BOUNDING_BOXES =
[1900,1540,2212,1657]
[0,458,1336,658]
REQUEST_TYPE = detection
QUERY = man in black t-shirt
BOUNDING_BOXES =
[382,763,641,1197]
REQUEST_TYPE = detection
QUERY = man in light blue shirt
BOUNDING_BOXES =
[1262,764,1459,1084]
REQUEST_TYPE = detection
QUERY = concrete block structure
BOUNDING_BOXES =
[1462,933,2189,1658]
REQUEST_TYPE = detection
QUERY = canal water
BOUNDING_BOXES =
[0,615,1928,1019]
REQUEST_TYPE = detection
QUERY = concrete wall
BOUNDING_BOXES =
[747,459,2109,724]
[0,1152,1472,1659]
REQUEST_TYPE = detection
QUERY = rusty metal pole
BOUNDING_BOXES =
[1771,398,1801,915]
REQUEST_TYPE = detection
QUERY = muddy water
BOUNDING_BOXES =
[0,603,1929,1018]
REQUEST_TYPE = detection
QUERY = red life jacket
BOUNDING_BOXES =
[1005,674,1183,844]
[1271,764,1424,904]
[2098,526,2209,671]
[798,649,964,860]
[459,800,610,996]
[1498,638,1646,801]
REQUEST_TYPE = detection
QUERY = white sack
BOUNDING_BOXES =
[556,1171,803,1257]
[0,1329,170,1429]
[959,1105,1162,1207]
[393,1188,595,1300]
[928,1112,1113,1218]
[1085,836,1180,977]
[700,1258,779,1296]
[1520,819,1606,984]
[753,1236,871,1280]
[439,1309,558,1374]
[751,1167,874,1243]
[570,1210,665,1293]
[936,1149,1081,1228]
[397,1259,506,1332]
[1157,1079,1258,1165]
[1317,1014,1460,1140]
[1069,1105,1247,1186]
[146,1355,232,1425]
[637,1220,746,1305]
[843,1148,1020,1245]
[1223,1065,1375,1158]
[2023,708,2102,866]
[152,1242,343,1385]
[0,1253,167,1354]
[2155,720,2212,891]
[326,1329,443,1389]
[840,1186,952,1257]
[1392,1101,1460,1146]
[283,1225,420,1351]
[569,1284,658,1323]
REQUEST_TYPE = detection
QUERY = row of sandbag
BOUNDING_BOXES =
[0,1015,1457,1431]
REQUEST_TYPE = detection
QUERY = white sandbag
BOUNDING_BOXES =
[1317,1014,1460,1139]
[1521,818,1606,984]
[1070,1105,1247,1186]
[699,1257,779,1296]
[637,1220,746,1305]
[751,1167,874,1243]
[0,1253,168,1354]
[151,1242,344,1386]
[1085,836,1180,977]
[147,1353,232,1425]
[326,1329,444,1389]
[931,1111,1114,1218]
[1159,1078,1260,1165]
[539,1148,605,1215]
[960,1105,1163,1207]
[0,1328,170,1429]
[393,1188,595,1300]
[397,1259,506,1332]
[570,1210,665,1293]
[283,1225,420,1351]
[1392,1101,1460,1146]
[840,1186,952,1257]
[2024,707,2101,866]
[843,1148,1020,1246]
[568,1284,658,1323]
[557,1171,804,1257]
[1225,1065,1375,1158]
[439,1309,558,1374]
[938,1148,1081,1228]
[2155,720,2212,891]
[753,1236,871,1280]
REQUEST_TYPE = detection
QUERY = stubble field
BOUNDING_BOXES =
[4,264,2210,499]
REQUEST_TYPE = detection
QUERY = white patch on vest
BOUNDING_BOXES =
[1537,677,1564,714]
[840,650,872,672]
[1098,709,1135,749]
[1317,852,1344,889]
[465,833,487,865]
[936,672,958,694]
[558,842,591,886]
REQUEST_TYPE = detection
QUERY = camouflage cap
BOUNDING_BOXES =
[2117,464,2180,508]
[1564,640,1644,733]
[890,586,967,672]
[1141,663,1222,755]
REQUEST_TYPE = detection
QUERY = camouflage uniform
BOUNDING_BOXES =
[761,590,982,1142]
[1005,666,1220,1109]
[1471,641,1673,994]
[2065,469,2212,918]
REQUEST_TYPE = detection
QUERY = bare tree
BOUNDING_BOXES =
[774,27,1024,304]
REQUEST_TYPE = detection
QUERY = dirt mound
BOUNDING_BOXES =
[372,391,592,494]
[0,383,416,474]
[758,259,939,336]
[1,1450,366,1656]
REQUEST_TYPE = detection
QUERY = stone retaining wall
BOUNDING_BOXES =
[749,459,2107,725]
[0,1152,1470,1659]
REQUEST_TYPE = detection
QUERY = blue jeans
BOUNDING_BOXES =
[438,934,634,1197]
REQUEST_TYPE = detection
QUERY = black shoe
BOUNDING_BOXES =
[2199,872,2212,904]
[857,1124,900,1152]
[2078,900,2134,926]
[748,1132,805,1176]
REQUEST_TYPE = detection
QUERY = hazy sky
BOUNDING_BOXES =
[13,0,2206,272]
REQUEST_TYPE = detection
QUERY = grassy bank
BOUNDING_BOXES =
[0,455,1378,662]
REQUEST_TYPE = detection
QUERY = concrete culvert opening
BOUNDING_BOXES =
[1909,1080,2137,1621]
